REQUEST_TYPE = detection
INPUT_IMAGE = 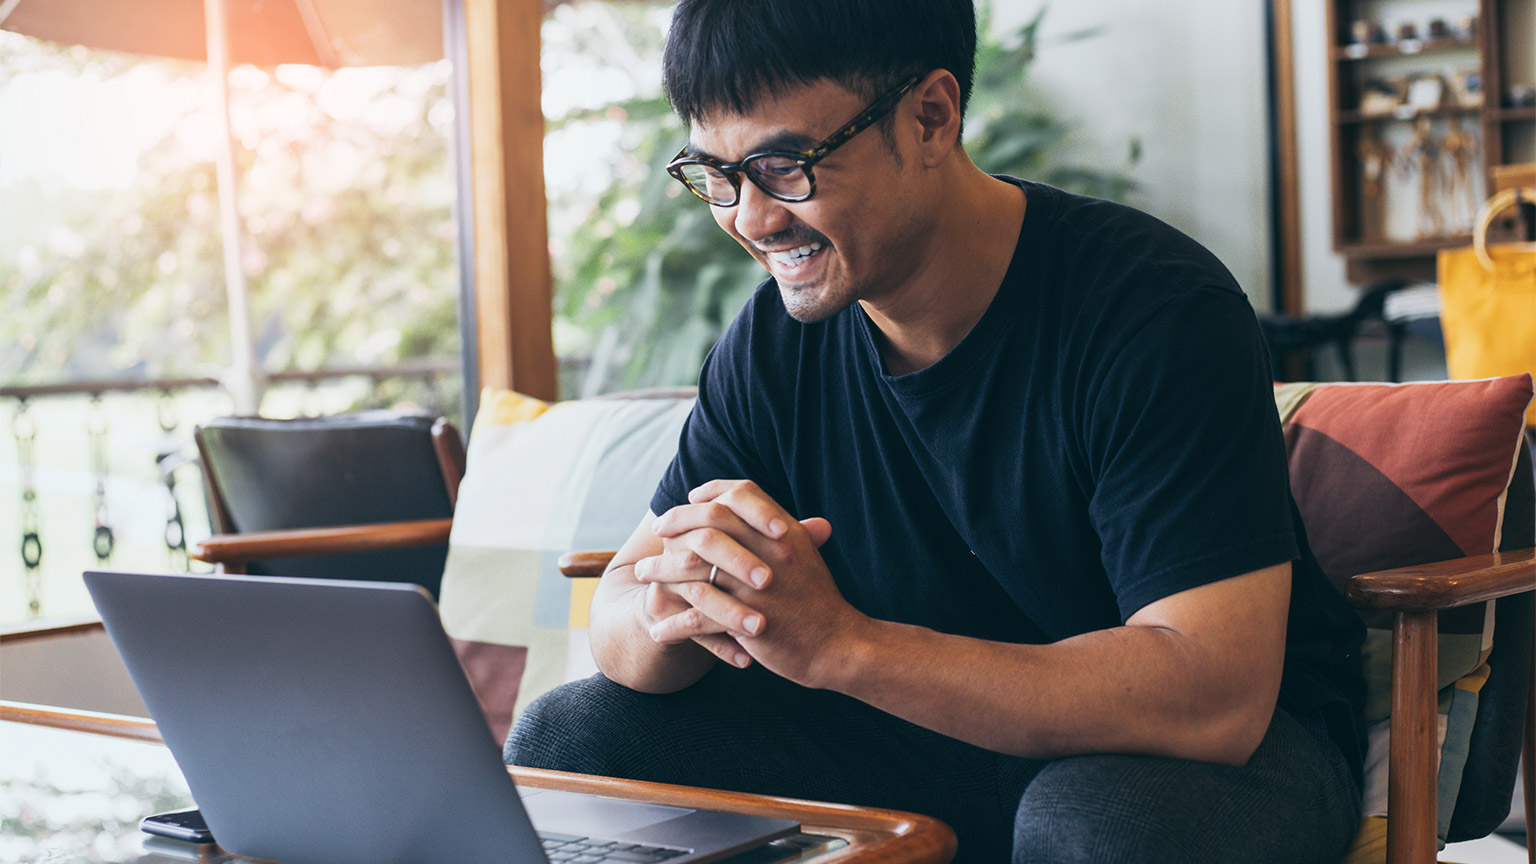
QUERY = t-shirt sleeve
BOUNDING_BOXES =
[1084,285,1297,621]
[650,290,778,516]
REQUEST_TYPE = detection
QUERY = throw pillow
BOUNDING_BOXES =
[1276,375,1533,859]
[439,388,696,743]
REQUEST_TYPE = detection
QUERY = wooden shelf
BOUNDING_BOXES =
[1338,235,1473,259]
[1322,0,1528,272]
[1333,37,1478,61]
[1489,106,1536,121]
[1336,105,1482,124]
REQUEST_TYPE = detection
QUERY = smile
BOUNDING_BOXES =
[764,242,823,269]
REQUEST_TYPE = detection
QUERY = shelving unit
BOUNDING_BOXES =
[1332,34,1479,60]
[1324,0,1534,282]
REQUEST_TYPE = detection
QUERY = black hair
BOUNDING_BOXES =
[662,0,977,129]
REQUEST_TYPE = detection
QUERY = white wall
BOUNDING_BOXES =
[994,1,1277,311]
[1289,1,1356,314]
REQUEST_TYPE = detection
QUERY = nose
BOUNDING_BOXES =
[728,178,794,245]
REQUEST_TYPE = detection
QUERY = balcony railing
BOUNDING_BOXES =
[1,361,460,624]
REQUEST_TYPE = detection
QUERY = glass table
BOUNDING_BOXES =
[1,702,953,864]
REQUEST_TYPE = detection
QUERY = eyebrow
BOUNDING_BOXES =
[686,130,821,162]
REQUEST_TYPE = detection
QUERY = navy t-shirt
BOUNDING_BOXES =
[653,179,1364,766]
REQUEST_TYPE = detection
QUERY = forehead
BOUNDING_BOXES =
[686,78,868,160]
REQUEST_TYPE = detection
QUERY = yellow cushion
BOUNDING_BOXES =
[1337,816,1386,864]
[475,388,552,429]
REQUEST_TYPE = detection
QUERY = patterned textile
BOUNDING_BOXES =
[438,388,695,742]
[1276,375,1533,858]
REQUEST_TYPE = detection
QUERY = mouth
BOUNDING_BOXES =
[760,241,826,279]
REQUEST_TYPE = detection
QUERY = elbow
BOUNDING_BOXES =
[1194,689,1280,768]
[587,587,713,695]
[1161,650,1282,767]
[588,626,671,694]
[586,624,630,687]
[1171,629,1287,767]
[586,583,653,692]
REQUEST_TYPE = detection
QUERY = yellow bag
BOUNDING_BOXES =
[1437,187,1536,425]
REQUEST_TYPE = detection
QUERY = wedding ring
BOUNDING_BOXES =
[708,565,719,586]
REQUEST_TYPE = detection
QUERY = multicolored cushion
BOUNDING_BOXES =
[1276,375,1533,859]
[439,388,695,742]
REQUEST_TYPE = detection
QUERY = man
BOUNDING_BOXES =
[508,1,1365,861]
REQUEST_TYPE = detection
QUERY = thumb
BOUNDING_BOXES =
[798,517,833,547]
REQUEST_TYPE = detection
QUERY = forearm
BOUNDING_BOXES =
[829,616,1277,766]
[588,564,718,694]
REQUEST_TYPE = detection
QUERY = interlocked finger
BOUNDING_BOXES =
[692,633,752,669]
[646,583,765,646]
[635,527,770,590]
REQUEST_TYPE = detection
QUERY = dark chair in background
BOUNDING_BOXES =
[192,412,464,600]
[1258,279,1412,382]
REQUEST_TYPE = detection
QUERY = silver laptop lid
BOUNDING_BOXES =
[85,570,543,864]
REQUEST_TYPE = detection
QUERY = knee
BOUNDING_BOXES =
[503,674,646,774]
[1011,756,1199,864]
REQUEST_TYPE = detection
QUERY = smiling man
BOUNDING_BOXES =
[506,2,1366,862]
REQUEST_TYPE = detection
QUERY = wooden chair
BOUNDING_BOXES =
[189,384,1535,864]
[560,382,1536,864]
[191,411,464,600]
[188,392,694,585]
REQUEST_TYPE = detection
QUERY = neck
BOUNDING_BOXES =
[859,162,1026,376]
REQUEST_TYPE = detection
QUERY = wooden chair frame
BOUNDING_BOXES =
[191,510,1536,864]
[192,417,465,574]
[184,400,1534,864]
[1347,548,1535,863]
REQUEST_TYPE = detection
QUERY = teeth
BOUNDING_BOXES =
[766,242,823,267]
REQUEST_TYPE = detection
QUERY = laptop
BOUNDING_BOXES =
[84,570,798,864]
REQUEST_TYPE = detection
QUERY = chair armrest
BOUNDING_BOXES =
[558,551,617,579]
[1345,547,1536,612]
[190,518,454,566]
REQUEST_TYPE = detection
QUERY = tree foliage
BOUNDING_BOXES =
[0,38,458,388]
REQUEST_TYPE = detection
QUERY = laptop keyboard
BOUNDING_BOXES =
[539,831,688,863]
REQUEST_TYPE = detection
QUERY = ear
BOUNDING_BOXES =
[909,69,962,167]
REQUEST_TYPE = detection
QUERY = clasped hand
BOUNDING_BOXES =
[631,479,857,687]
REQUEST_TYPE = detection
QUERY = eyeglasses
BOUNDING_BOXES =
[666,74,923,207]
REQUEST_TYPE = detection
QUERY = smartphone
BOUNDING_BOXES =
[140,808,216,844]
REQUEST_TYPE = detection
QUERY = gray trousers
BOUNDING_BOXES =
[505,664,1361,864]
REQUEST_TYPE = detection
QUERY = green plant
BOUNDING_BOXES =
[549,4,1141,396]
[966,8,1142,200]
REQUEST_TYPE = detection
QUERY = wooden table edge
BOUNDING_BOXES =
[2,700,164,744]
[1,702,956,864]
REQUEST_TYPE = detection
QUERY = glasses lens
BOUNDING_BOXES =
[677,162,737,204]
[746,155,810,200]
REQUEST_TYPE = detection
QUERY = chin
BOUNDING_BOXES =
[778,282,853,324]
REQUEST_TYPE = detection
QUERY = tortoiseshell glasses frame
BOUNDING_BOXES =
[666,74,924,207]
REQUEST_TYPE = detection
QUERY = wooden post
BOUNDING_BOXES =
[1386,611,1438,864]
[463,0,558,401]
[1267,0,1304,318]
